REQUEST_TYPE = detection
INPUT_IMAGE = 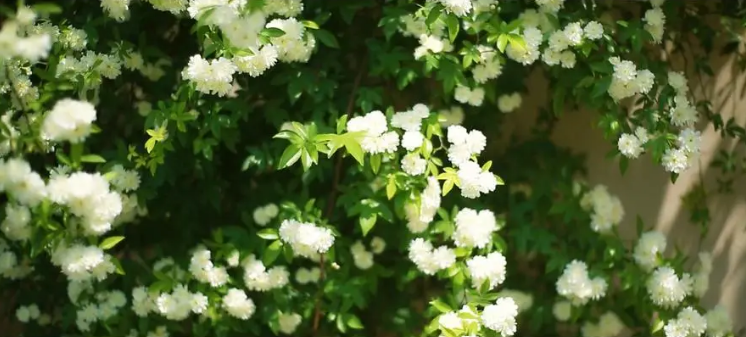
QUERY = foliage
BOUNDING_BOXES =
[0,0,744,337]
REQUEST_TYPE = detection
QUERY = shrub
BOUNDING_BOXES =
[0,0,742,337]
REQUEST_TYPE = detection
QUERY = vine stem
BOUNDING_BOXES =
[312,54,368,337]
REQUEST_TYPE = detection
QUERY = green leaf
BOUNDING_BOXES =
[257,228,279,240]
[345,314,364,330]
[301,20,320,30]
[359,214,377,236]
[651,318,665,333]
[111,256,125,275]
[261,27,285,37]
[591,76,613,98]
[336,115,348,134]
[80,154,106,163]
[263,240,283,266]
[506,34,527,52]
[496,34,509,53]
[446,14,459,42]
[429,299,453,313]
[344,138,365,165]
[386,176,397,200]
[314,29,340,48]
[32,3,62,14]
[442,178,454,196]
[426,4,443,26]
[278,143,302,169]
[370,154,381,174]
[99,236,125,250]
[145,138,157,154]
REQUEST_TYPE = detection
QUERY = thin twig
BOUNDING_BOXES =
[312,54,368,337]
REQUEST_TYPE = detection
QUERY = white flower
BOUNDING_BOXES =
[438,106,465,127]
[242,254,289,291]
[668,71,688,93]
[678,128,702,154]
[42,98,97,143]
[467,252,507,289]
[666,307,707,337]
[454,208,497,249]
[264,0,304,17]
[295,267,321,284]
[279,220,334,259]
[497,290,533,313]
[439,0,473,16]
[618,133,643,158]
[401,153,427,176]
[60,27,87,51]
[705,305,733,337]
[148,0,188,13]
[454,85,485,106]
[347,110,399,154]
[556,260,606,305]
[253,203,279,226]
[647,266,691,308]
[563,22,583,46]
[407,238,455,275]
[234,45,279,77]
[446,125,486,167]
[498,93,522,113]
[222,288,255,320]
[278,312,302,334]
[457,161,497,199]
[181,55,237,96]
[552,301,572,321]
[370,237,386,254]
[584,21,604,40]
[110,165,141,192]
[481,297,518,336]
[2,203,31,241]
[662,148,690,174]
[633,231,667,271]
[644,8,666,27]
[101,0,131,21]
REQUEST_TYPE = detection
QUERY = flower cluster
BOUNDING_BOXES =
[466,252,507,290]
[41,98,98,143]
[47,171,124,236]
[177,1,314,95]
[74,290,128,331]
[633,230,667,271]
[346,110,399,154]
[51,243,116,282]
[453,208,498,248]
[350,238,385,270]
[391,103,430,151]
[497,93,522,113]
[607,57,655,101]
[646,266,692,308]
[581,312,625,337]
[242,254,289,291]
[188,247,229,287]
[556,260,607,306]
[253,203,279,226]
[222,288,256,320]
[446,125,497,198]
[278,219,335,259]
[643,1,666,43]
[404,177,441,233]
[579,184,624,234]
[408,238,456,275]
[664,306,707,337]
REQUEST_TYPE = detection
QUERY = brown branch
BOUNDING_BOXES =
[312,54,368,337]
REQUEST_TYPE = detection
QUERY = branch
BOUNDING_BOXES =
[312,54,368,337]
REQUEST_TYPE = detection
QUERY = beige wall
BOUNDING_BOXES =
[502,35,746,327]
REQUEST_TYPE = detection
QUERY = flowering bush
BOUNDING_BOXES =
[0,0,744,337]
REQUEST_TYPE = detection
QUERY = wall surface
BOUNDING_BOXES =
[502,34,746,328]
